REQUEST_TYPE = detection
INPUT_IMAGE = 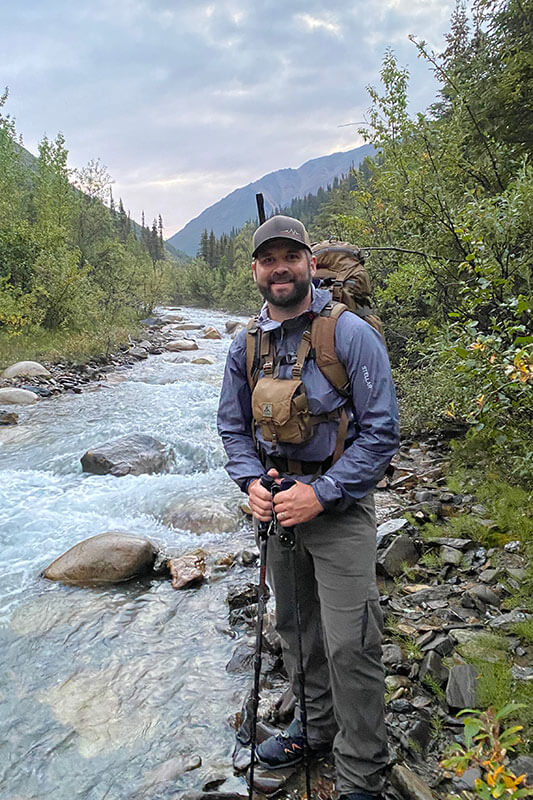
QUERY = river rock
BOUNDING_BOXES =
[143,754,202,785]
[174,323,204,330]
[446,663,478,709]
[166,339,199,351]
[202,326,221,340]
[2,360,51,379]
[191,356,216,365]
[0,387,39,405]
[225,320,241,334]
[231,324,246,338]
[169,552,206,589]
[42,532,156,586]
[163,498,240,534]
[129,346,148,359]
[81,434,170,476]
[0,411,18,425]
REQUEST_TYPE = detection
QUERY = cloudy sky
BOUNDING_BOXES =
[3,0,456,237]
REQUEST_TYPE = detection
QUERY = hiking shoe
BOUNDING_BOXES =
[255,720,331,770]
[338,792,383,800]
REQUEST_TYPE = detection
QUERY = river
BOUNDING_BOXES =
[0,307,256,800]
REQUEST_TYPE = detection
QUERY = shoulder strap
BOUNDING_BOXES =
[246,320,274,389]
[311,302,350,396]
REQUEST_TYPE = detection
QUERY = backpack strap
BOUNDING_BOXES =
[311,302,351,397]
[246,320,274,388]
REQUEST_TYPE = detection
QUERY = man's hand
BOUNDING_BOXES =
[248,468,280,521]
[273,480,324,526]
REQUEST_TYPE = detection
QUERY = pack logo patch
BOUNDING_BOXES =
[262,403,273,418]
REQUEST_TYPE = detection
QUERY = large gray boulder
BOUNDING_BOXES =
[42,532,156,586]
[2,360,51,379]
[81,434,171,476]
[0,387,39,405]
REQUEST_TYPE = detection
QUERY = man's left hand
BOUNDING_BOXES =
[273,481,324,527]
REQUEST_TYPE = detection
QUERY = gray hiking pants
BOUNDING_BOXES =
[266,494,388,795]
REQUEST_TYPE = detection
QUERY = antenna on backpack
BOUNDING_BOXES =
[256,193,266,225]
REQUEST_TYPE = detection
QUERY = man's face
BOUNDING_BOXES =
[252,240,316,309]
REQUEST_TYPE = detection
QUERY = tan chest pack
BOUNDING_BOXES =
[246,302,350,465]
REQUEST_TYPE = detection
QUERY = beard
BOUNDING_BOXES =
[257,270,312,309]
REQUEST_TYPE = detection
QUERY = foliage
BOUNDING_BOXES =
[0,88,175,367]
[442,705,533,799]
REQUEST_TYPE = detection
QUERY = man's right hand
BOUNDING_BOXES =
[248,468,280,521]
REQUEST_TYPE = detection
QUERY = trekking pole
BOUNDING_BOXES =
[272,478,312,800]
[248,474,275,800]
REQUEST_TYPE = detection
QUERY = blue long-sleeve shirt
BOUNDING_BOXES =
[217,288,400,511]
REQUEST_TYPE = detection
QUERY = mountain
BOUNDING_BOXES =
[167,143,374,256]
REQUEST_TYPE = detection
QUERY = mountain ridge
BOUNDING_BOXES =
[167,143,374,256]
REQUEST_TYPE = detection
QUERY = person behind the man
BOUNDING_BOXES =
[217,215,399,800]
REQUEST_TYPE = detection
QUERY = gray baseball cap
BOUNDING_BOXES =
[252,215,312,257]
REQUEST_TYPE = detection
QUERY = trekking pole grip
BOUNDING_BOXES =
[271,478,297,548]
[257,474,275,541]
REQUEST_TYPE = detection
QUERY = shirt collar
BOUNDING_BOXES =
[256,286,331,331]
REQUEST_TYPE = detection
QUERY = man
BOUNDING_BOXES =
[217,215,399,800]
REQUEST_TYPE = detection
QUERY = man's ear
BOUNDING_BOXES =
[309,254,317,276]
[251,260,257,283]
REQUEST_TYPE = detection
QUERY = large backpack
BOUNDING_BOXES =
[311,239,385,342]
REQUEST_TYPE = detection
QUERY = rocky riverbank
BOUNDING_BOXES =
[0,307,244,419]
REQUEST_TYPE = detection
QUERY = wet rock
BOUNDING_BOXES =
[129,346,148,359]
[163,498,240,534]
[81,434,170,476]
[42,532,156,586]
[504,540,521,553]
[174,322,205,330]
[426,537,474,550]
[231,324,246,338]
[225,320,242,334]
[166,338,199,351]
[227,583,261,611]
[377,535,419,577]
[0,387,39,405]
[143,754,202,785]
[419,651,449,685]
[446,663,478,709]
[160,311,186,323]
[391,764,435,800]
[202,773,227,791]
[240,549,258,566]
[202,326,222,340]
[2,360,51,378]
[169,552,207,589]
[226,642,278,674]
[0,411,18,425]
[192,356,216,365]
[181,793,248,799]
[414,490,436,503]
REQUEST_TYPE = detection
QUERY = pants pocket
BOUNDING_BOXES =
[361,598,383,651]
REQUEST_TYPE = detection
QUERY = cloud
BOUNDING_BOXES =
[3,0,457,235]
[295,13,342,37]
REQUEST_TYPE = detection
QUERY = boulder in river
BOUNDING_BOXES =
[2,360,51,379]
[202,326,222,340]
[163,498,240,534]
[166,339,199,352]
[81,434,171,476]
[42,531,156,586]
[0,387,39,405]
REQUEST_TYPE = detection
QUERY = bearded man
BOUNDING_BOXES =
[217,215,399,800]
